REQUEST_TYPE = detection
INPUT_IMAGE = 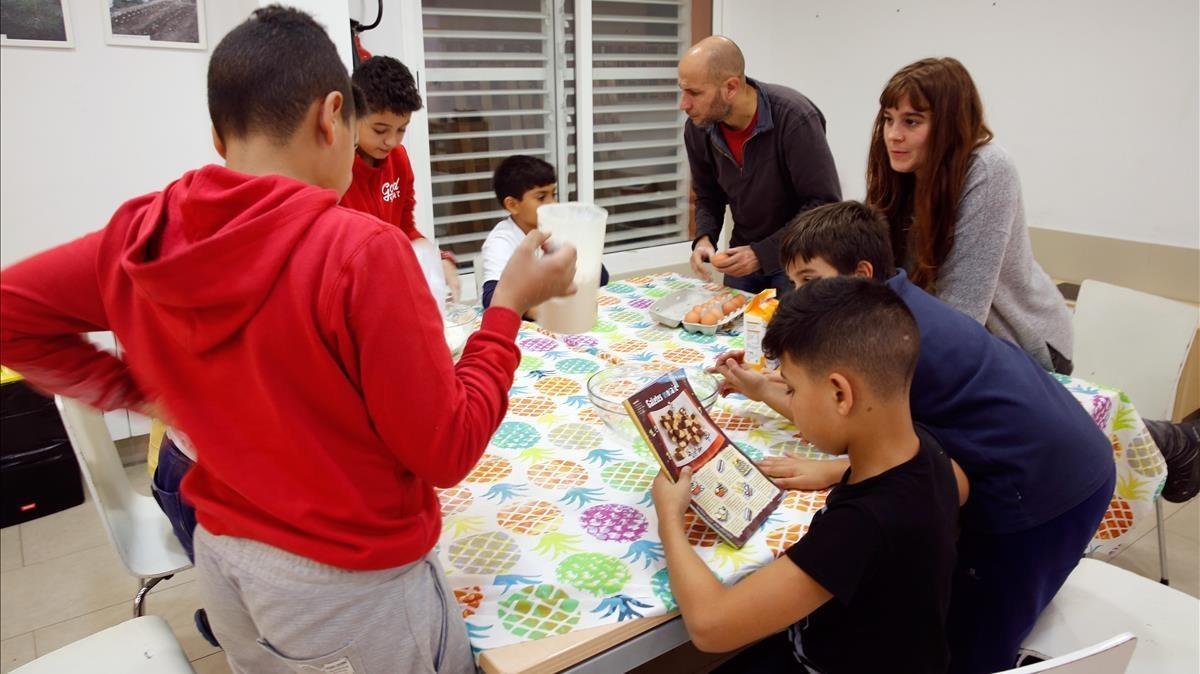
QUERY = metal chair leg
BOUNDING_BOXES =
[1155,497,1170,585]
[133,575,172,618]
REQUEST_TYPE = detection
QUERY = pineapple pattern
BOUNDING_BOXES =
[650,568,676,611]
[601,461,659,493]
[555,358,601,375]
[434,272,1161,655]
[437,486,475,516]
[782,489,828,513]
[534,376,581,398]
[1124,428,1166,478]
[1095,496,1134,540]
[548,423,604,451]
[709,410,759,432]
[662,347,704,365]
[556,553,631,596]
[454,586,483,618]
[610,338,649,354]
[527,460,588,490]
[519,337,559,352]
[464,457,513,484]
[497,584,582,640]
[766,523,810,557]
[682,510,720,547]
[508,396,557,418]
[497,500,563,536]
[579,504,648,542]
[448,531,520,574]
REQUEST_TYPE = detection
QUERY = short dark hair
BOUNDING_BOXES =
[352,56,423,116]
[493,155,556,205]
[208,5,353,144]
[762,277,919,399]
[778,201,896,282]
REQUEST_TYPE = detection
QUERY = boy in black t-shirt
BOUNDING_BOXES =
[651,277,968,674]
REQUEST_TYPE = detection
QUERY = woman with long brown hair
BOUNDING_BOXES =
[866,57,1072,374]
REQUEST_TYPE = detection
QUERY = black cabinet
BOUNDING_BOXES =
[1,381,84,528]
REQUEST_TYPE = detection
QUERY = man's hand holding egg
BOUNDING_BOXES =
[708,245,761,278]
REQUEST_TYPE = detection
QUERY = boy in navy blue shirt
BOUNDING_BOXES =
[714,201,1116,674]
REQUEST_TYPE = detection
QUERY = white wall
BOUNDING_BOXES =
[0,0,260,268]
[716,0,1199,250]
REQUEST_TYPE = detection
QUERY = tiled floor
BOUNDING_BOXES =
[0,465,1196,673]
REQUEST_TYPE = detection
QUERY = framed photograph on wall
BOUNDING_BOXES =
[103,0,206,50]
[0,0,74,48]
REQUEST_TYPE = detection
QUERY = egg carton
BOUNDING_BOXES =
[648,287,750,335]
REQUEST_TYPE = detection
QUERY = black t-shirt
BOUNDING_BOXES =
[785,425,960,674]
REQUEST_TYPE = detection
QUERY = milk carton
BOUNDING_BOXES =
[742,289,779,372]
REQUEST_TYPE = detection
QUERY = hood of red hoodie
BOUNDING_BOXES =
[120,165,339,354]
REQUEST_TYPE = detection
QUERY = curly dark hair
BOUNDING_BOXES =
[352,56,423,116]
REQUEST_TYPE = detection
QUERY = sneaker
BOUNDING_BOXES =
[194,608,220,648]
[1146,417,1200,503]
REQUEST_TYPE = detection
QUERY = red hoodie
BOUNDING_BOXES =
[0,165,521,570]
[339,146,420,241]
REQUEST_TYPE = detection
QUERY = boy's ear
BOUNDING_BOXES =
[502,195,521,215]
[853,260,875,280]
[829,372,855,417]
[210,126,226,159]
[316,91,345,147]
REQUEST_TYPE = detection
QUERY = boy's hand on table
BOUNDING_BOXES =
[491,230,577,317]
[652,467,693,528]
[756,456,845,490]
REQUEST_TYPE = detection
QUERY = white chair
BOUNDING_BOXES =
[1071,279,1200,584]
[13,615,195,674]
[1003,633,1136,673]
[1019,559,1200,674]
[55,397,192,617]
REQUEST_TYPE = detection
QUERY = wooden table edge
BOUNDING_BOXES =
[479,611,682,674]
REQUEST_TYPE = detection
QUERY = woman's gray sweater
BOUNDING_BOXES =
[933,143,1073,371]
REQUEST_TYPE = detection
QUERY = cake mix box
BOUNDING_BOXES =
[623,370,782,548]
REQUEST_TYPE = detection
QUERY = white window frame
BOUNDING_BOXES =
[392,0,695,297]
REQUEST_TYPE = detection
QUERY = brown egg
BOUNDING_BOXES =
[733,295,747,307]
[700,309,722,325]
[684,309,701,324]
[711,251,731,266]
[722,299,738,314]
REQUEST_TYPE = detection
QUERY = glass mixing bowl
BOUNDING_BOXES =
[586,363,719,443]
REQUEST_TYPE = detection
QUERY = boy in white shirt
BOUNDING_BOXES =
[480,155,608,315]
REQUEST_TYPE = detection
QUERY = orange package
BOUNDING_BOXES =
[742,288,779,372]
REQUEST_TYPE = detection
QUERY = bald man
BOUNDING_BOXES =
[680,36,841,294]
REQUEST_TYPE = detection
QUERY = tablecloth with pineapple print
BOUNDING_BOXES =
[437,272,1165,655]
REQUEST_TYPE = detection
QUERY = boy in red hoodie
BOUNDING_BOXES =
[341,55,461,301]
[0,7,576,673]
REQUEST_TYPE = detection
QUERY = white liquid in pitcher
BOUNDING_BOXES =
[538,273,600,334]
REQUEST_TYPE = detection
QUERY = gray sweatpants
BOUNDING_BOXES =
[194,525,474,674]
